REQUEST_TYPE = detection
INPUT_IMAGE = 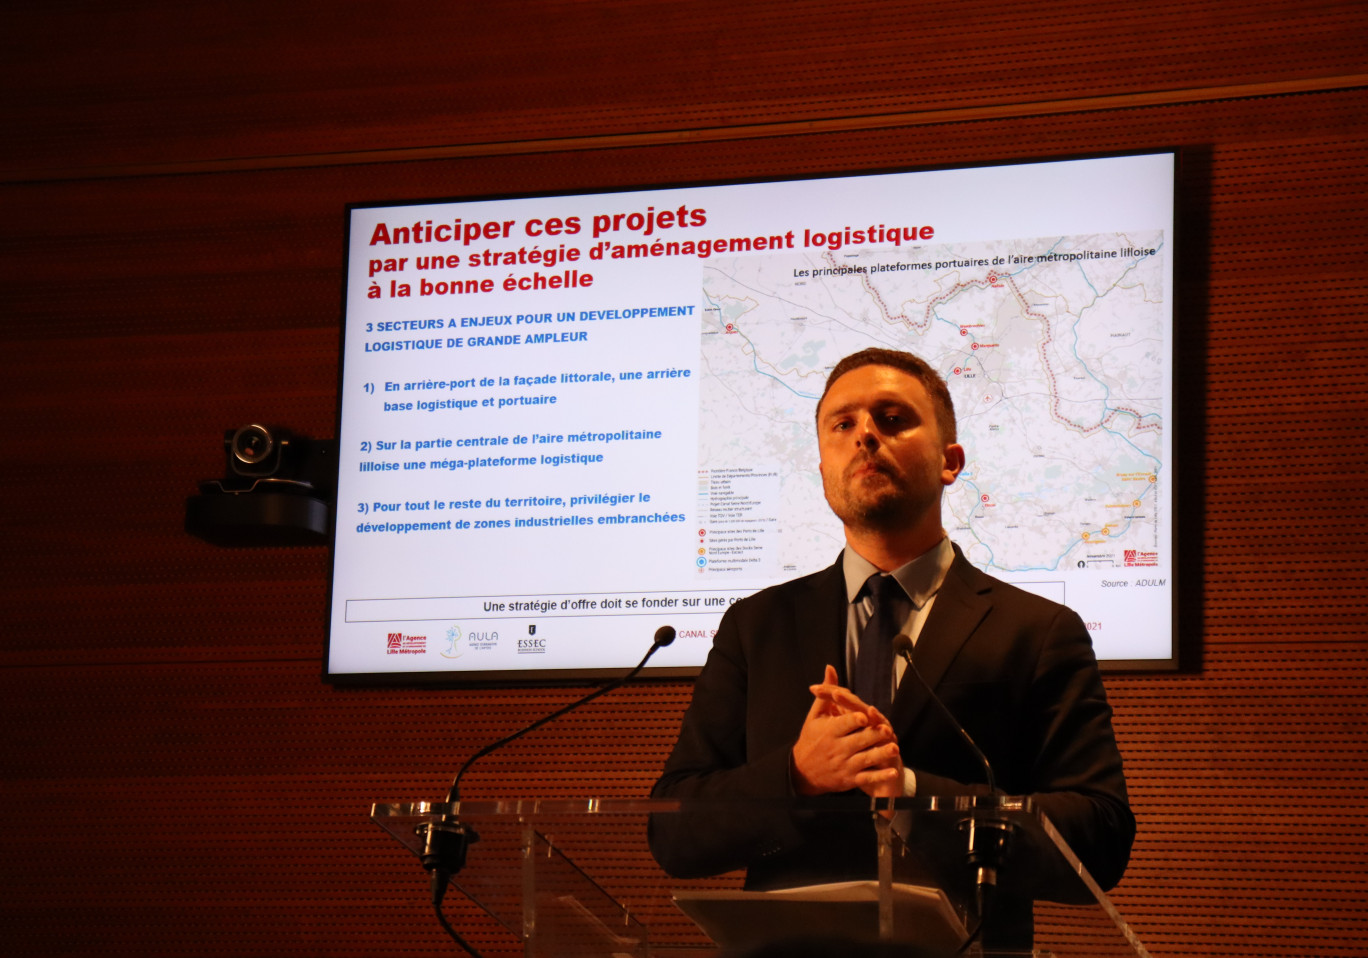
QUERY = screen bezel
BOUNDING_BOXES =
[323,148,1184,686]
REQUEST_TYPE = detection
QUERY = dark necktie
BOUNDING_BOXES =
[854,573,904,714]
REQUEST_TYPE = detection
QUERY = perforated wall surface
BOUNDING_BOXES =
[2,3,1366,955]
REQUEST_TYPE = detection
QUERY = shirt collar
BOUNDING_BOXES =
[841,536,955,610]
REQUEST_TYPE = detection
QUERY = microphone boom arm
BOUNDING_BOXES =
[446,625,676,803]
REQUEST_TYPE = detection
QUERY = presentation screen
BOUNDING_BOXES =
[326,151,1177,683]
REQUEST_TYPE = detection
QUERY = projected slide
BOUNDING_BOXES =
[327,152,1175,680]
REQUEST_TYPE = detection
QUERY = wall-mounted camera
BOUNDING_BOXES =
[213,424,334,493]
[185,425,336,546]
[228,423,287,479]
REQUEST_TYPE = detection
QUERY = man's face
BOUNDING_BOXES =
[816,364,964,533]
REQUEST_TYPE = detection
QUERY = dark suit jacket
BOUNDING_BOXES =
[649,545,1135,910]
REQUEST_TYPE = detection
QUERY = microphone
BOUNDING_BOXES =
[891,634,996,793]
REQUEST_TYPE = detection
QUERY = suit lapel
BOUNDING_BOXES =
[799,558,851,687]
[890,548,993,731]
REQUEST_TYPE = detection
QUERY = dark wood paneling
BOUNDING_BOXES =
[2,3,1367,956]
[3,1,1366,176]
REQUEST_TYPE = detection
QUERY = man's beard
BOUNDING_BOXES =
[825,452,941,533]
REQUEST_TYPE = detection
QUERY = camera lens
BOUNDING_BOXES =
[232,424,274,465]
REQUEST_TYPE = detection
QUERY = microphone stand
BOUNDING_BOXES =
[892,635,1015,952]
[417,626,677,955]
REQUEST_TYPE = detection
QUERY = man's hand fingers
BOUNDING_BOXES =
[795,667,901,795]
[852,738,900,766]
[854,765,902,786]
[809,683,872,713]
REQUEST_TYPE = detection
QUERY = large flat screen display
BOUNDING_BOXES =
[326,151,1177,683]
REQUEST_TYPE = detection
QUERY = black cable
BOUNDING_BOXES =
[432,878,486,958]
[955,913,985,956]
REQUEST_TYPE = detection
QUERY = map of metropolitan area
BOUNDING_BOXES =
[696,231,1167,580]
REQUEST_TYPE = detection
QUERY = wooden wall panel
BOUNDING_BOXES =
[3,1,1366,177]
[2,2,1367,956]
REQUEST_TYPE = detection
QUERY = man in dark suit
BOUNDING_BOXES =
[649,348,1134,945]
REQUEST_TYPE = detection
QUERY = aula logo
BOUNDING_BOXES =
[466,630,499,651]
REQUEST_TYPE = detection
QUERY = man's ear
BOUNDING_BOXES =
[941,443,966,485]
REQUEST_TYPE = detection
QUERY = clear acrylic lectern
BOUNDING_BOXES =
[370,795,1149,958]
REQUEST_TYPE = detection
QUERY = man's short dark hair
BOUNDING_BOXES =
[816,347,958,444]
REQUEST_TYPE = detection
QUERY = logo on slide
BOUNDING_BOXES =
[441,625,463,659]
[385,632,427,655]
